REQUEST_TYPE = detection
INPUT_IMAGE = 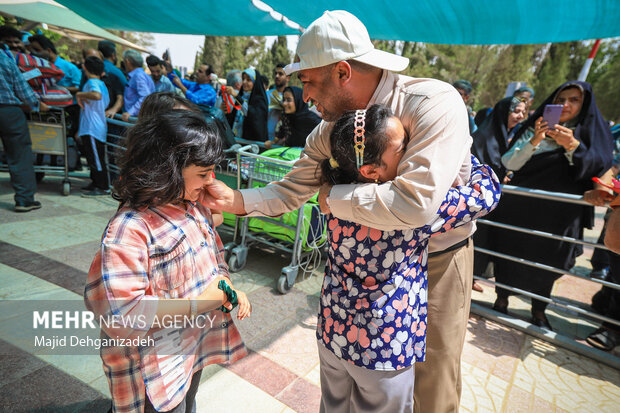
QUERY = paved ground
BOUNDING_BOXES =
[0,172,619,413]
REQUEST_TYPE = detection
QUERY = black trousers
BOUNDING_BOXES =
[0,106,36,203]
[80,135,108,189]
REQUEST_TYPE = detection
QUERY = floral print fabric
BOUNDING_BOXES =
[317,156,500,371]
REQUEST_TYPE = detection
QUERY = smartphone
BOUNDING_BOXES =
[542,104,563,131]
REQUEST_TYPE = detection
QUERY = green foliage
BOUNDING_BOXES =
[200,36,227,73]
[590,40,620,122]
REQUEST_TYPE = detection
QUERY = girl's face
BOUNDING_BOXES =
[242,73,254,92]
[182,164,215,202]
[507,102,526,130]
[376,116,408,182]
[554,87,584,123]
[282,90,296,114]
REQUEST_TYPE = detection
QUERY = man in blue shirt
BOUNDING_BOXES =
[171,63,216,107]
[0,51,48,212]
[28,34,80,93]
[121,49,155,121]
[146,55,176,93]
[98,40,127,89]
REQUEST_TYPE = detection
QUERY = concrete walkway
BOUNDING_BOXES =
[0,172,618,412]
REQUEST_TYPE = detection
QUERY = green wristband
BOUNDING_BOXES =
[218,279,239,313]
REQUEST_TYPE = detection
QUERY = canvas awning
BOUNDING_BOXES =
[0,0,150,51]
[54,0,620,44]
[265,0,620,44]
[53,0,300,36]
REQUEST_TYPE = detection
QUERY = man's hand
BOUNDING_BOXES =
[105,109,116,118]
[39,102,50,112]
[583,189,614,207]
[318,184,332,215]
[198,179,246,214]
[171,75,183,88]
[121,112,131,122]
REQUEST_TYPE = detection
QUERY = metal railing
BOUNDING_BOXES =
[472,184,619,369]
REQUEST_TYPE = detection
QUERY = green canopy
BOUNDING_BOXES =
[265,0,620,44]
[0,0,149,51]
[54,0,299,36]
[54,0,619,44]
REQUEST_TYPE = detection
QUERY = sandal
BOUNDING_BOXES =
[586,327,620,351]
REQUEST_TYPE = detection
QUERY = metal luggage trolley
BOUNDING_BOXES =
[213,143,260,259]
[0,108,71,195]
[227,148,328,294]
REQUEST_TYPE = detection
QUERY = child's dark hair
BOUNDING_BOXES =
[83,56,104,76]
[138,92,200,121]
[320,104,394,185]
[113,110,223,208]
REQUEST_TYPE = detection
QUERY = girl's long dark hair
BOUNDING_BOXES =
[319,104,392,185]
[113,110,223,208]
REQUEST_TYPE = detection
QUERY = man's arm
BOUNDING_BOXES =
[605,197,620,254]
[186,84,216,106]
[328,89,472,230]
[203,88,471,231]
[8,58,40,111]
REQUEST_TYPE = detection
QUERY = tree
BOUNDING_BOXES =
[200,36,227,74]
[532,41,589,108]
[257,36,292,85]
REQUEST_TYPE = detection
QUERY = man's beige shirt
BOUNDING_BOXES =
[242,70,475,252]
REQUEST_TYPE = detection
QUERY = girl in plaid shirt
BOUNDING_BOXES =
[85,111,250,413]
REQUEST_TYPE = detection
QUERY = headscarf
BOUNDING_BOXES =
[241,68,268,141]
[277,86,321,147]
[508,80,613,183]
[472,97,523,179]
[242,68,256,83]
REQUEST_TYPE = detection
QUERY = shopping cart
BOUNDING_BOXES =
[227,147,328,294]
[0,108,72,195]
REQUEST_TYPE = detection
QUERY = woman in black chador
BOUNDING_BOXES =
[488,81,613,329]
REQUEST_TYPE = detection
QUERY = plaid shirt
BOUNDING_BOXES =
[85,201,247,413]
[0,51,39,110]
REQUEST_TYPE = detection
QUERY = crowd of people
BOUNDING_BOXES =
[1,9,619,413]
[0,26,319,210]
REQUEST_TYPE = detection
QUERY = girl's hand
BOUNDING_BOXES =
[547,124,579,151]
[532,117,548,146]
[235,291,252,320]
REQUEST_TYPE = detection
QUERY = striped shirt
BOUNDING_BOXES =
[85,201,247,413]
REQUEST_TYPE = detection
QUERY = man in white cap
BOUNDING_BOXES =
[202,10,474,413]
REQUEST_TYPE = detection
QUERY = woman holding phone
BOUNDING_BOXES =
[486,81,613,329]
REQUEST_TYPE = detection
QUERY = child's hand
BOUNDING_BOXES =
[236,291,251,320]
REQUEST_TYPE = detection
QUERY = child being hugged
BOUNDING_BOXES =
[316,104,501,412]
[85,111,251,413]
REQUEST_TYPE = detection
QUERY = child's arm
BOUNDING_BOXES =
[76,90,102,109]
[207,217,252,320]
[420,155,501,238]
[76,91,102,101]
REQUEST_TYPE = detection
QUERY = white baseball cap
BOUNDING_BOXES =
[284,10,409,75]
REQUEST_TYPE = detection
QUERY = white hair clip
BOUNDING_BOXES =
[353,109,366,169]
